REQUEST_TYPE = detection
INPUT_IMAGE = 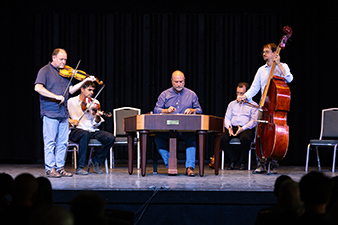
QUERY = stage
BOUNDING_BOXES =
[1,163,337,225]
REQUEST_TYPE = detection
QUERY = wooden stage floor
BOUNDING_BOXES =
[1,163,337,225]
[1,163,337,191]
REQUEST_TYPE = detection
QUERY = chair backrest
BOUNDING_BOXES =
[320,108,338,139]
[113,107,141,136]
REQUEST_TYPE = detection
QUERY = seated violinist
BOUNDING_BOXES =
[68,81,115,175]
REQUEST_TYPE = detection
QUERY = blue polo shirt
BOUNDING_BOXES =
[34,62,72,119]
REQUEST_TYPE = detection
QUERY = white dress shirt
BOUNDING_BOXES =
[245,63,293,102]
[68,95,104,132]
[224,100,259,131]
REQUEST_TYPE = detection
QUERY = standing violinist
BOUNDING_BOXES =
[68,81,115,175]
[34,48,96,178]
[237,43,293,174]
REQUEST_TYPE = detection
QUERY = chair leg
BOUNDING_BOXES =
[87,147,94,172]
[74,150,77,169]
[110,146,113,169]
[315,147,321,171]
[64,150,68,166]
[153,143,158,174]
[112,147,115,168]
[137,140,141,169]
[105,158,108,174]
[221,150,225,170]
[333,145,337,173]
[267,161,271,174]
[305,144,310,172]
[248,149,251,171]
[110,146,114,169]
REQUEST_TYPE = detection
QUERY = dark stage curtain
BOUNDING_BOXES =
[2,1,337,167]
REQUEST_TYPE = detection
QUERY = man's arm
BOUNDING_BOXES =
[280,63,293,83]
[189,94,202,114]
[69,76,96,94]
[238,69,262,103]
[224,102,232,129]
[34,84,65,103]
[153,92,166,114]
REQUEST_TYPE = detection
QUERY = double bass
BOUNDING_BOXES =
[256,26,293,160]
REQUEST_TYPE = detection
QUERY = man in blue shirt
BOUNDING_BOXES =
[153,70,202,176]
[237,43,294,174]
[34,48,95,178]
[221,82,258,170]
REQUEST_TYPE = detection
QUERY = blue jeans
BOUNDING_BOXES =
[154,132,196,169]
[42,116,69,171]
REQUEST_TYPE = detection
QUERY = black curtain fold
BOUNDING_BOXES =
[2,2,337,166]
[28,12,292,162]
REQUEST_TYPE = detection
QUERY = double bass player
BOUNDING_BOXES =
[237,43,293,174]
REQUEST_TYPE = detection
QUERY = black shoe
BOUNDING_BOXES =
[253,166,266,174]
[267,167,278,175]
[91,159,103,174]
[227,162,236,170]
[75,168,89,175]
[239,164,246,170]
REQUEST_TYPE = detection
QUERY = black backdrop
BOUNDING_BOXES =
[2,0,337,166]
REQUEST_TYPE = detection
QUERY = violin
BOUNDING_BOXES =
[59,65,103,85]
[81,96,112,117]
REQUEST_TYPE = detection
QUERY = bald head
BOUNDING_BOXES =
[172,70,185,79]
[171,70,185,93]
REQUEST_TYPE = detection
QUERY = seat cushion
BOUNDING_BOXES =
[115,137,128,143]
[229,138,241,145]
[309,139,338,146]
[114,137,138,144]
[88,139,102,146]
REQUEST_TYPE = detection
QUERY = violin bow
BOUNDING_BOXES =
[77,84,106,122]
[58,59,81,108]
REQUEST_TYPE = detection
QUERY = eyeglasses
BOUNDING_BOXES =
[261,50,272,54]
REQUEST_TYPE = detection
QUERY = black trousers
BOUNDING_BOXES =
[69,128,115,168]
[220,127,254,165]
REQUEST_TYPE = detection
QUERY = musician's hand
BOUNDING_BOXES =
[273,54,281,65]
[85,76,96,82]
[184,108,196,114]
[163,106,176,113]
[236,95,246,103]
[96,110,103,116]
[93,111,103,123]
[274,54,286,76]
[69,119,79,127]
[55,95,65,104]
[228,126,234,136]
[234,126,243,136]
